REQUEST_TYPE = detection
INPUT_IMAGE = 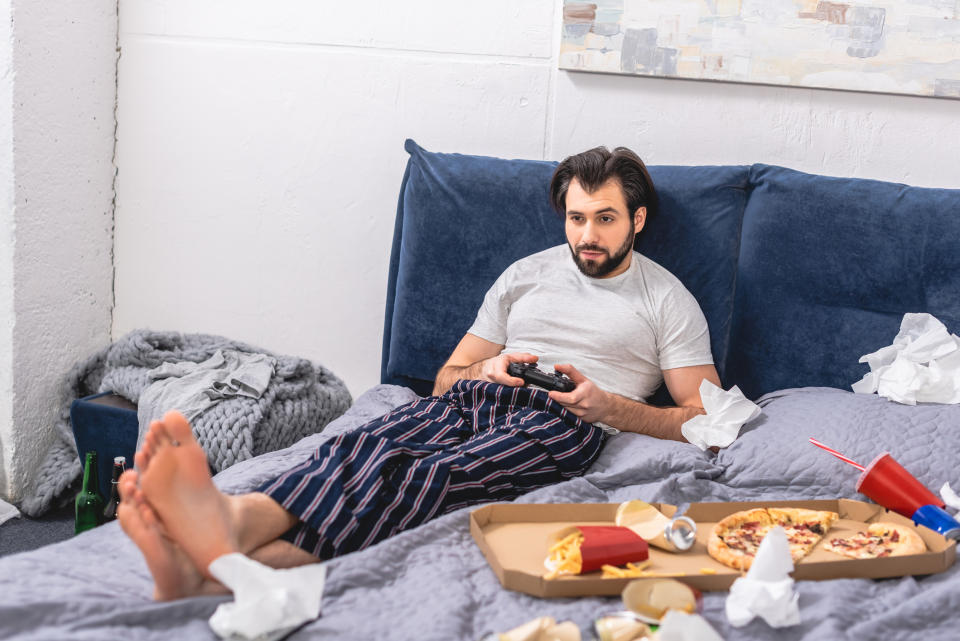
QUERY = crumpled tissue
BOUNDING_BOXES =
[655,610,723,641]
[0,497,20,526]
[680,380,762,450]
[207,553,325,641]
[491,616,580,641]
[941,482,960,515]
[852,313,960,405]
[725,527,801,628]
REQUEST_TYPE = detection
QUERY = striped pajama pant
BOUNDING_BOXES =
[256,379,607,559]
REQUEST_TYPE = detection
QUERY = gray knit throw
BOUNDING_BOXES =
[20,329,352,516]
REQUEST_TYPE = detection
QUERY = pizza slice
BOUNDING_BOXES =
[768,508,840,562]
[708,507,839,570]
[823,522,926,560]
[707,508,774,571]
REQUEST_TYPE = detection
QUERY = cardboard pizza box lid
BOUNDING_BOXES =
[469,499,956,597]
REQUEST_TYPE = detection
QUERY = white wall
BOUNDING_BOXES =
[0,1,117,502]
[114,1,556,398]
[551,71,960,184]
[114,1,960,399]
[0,0,13,499]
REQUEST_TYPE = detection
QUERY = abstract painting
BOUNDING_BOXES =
[560,0,960,98]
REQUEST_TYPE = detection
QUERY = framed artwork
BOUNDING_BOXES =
[560,0,960,99]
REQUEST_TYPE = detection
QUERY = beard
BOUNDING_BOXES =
[569,223,636,278]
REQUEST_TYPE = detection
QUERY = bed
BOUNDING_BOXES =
[1,140,959,640]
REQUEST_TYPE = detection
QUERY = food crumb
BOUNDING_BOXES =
[700,567,718,574]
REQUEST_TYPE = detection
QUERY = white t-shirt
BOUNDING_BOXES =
[468,245,713,422]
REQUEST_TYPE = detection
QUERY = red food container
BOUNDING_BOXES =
[576,525,649,573]
[855,452,945,518]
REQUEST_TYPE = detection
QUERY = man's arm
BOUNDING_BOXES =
[549,363,720,441]
[432,333,538,395]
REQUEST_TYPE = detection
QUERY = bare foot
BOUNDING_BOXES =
[139,411,240,579]
[117,470,227,600]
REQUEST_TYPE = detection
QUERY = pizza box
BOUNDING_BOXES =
[469,499,956,597]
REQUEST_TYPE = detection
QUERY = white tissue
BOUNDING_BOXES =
[680,380,762,450]
[940,482,960,514]
[0,497,20,526]
[655,610,723,641]
[207,553,325,641]
[725,527,801,628]
[852,313,960,405]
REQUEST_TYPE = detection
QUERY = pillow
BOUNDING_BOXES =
[382,140,561,394]
[727,164,960,399]
[715,388,960,502]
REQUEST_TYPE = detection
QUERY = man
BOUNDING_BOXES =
[117,146,720,600]
[435,146,718,437]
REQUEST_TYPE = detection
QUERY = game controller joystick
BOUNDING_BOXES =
[506,362,576,393]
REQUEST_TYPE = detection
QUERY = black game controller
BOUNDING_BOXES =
[506,362,576,393]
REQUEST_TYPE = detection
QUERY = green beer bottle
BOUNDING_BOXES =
[75,451,105,534]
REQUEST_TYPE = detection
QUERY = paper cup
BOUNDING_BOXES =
[856,452,945,518]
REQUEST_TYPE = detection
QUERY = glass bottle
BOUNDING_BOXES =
[102,456,126,521]
[75,451,105,534]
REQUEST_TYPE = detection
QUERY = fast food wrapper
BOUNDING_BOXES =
[545,525,649,577]
[622,578,702,620]
[615,500,696,553]
[656,611,724,641]
[482,616,581,641]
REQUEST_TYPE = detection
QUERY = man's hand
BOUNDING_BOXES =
[433,332,542,395]
[546,362,721,442]
[479,352,540,387]
[547,364,612,424]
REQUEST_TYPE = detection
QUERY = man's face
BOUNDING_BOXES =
[564,177,646,279]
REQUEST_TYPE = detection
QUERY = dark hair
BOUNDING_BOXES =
[549,146,658,222]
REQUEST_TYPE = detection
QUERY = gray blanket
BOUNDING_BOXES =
[2,385,958,640]
[21,330,352,517]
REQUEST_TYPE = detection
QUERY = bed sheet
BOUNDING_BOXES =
[1,385,958,641]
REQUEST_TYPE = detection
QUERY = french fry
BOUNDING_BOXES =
[601,559,653,579]
[545,532,584,579]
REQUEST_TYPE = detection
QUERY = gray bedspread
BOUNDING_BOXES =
[1,385,958,641]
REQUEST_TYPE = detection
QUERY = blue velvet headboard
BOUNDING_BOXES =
[382,140,960,400]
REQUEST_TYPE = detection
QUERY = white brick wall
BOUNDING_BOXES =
[0,1,116,502]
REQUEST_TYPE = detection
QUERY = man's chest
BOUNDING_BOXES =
[504,281,659,358]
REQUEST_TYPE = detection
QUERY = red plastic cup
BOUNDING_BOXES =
[855,452,945,518]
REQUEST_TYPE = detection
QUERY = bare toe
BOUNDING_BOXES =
[118,470,139,502]
[147,418,171,448]
[162,411,193,444]
[139,501,161,528]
